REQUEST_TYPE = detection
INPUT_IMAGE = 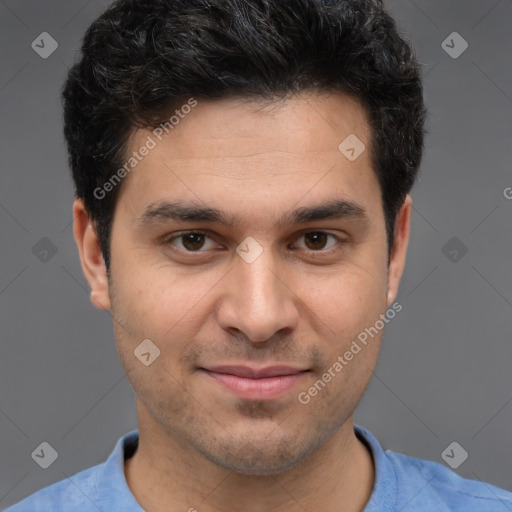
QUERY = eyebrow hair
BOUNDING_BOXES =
[135,198,368,229]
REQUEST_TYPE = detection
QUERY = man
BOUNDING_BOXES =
[6,0,512,511]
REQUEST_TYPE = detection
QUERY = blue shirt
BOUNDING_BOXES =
[6,426,512,511]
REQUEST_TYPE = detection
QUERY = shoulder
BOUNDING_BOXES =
[387,449,512,511]
[3,464,102,512]
[356,425,512,512]
[4,430,139,512]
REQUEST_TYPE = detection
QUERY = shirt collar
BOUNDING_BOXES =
[355,424,398,512]
[95,429,144,511]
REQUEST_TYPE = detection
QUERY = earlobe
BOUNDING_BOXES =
[386,195,412,306]
[72,198,112,310]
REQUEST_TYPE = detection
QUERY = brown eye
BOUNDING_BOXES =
[294,231,339,252]
[181,233,206,251]
[164,231,216,252]
[304,232,329,250]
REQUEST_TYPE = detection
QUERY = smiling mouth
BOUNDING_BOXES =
[199,366,311,401]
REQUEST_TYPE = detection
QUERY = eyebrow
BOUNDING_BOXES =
[135,198,368,229]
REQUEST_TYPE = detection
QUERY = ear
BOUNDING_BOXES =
[386,194,412,306]
[72,198,112,310]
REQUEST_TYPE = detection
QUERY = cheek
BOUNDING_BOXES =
[111,260,195,329]
[110,265,219,371]
[303,262,388,336]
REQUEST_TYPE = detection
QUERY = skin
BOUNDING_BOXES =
[73,91,411,512]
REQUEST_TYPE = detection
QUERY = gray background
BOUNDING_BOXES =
[1,0,511,509]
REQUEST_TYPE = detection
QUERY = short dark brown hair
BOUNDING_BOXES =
[62,0,427,271]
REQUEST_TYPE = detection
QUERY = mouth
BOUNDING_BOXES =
[198,365,311,401]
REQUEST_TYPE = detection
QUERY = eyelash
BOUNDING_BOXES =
[161,230,346,258]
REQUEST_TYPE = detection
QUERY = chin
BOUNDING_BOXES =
[192,429,324,476]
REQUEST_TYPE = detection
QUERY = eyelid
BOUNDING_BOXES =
[291,231,341,251]
[162,229,347,256]
[162,230,220,252]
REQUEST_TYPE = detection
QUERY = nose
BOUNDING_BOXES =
[216,244,300,343]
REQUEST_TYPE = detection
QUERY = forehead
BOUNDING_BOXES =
[140,92,371,157]
[114,92,380,224]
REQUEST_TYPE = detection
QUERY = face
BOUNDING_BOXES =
[75,92,410,476]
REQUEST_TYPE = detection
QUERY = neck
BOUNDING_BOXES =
[124,408,375,512]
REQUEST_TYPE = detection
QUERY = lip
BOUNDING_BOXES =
[204,365,308,379]
[199,365,310,401]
